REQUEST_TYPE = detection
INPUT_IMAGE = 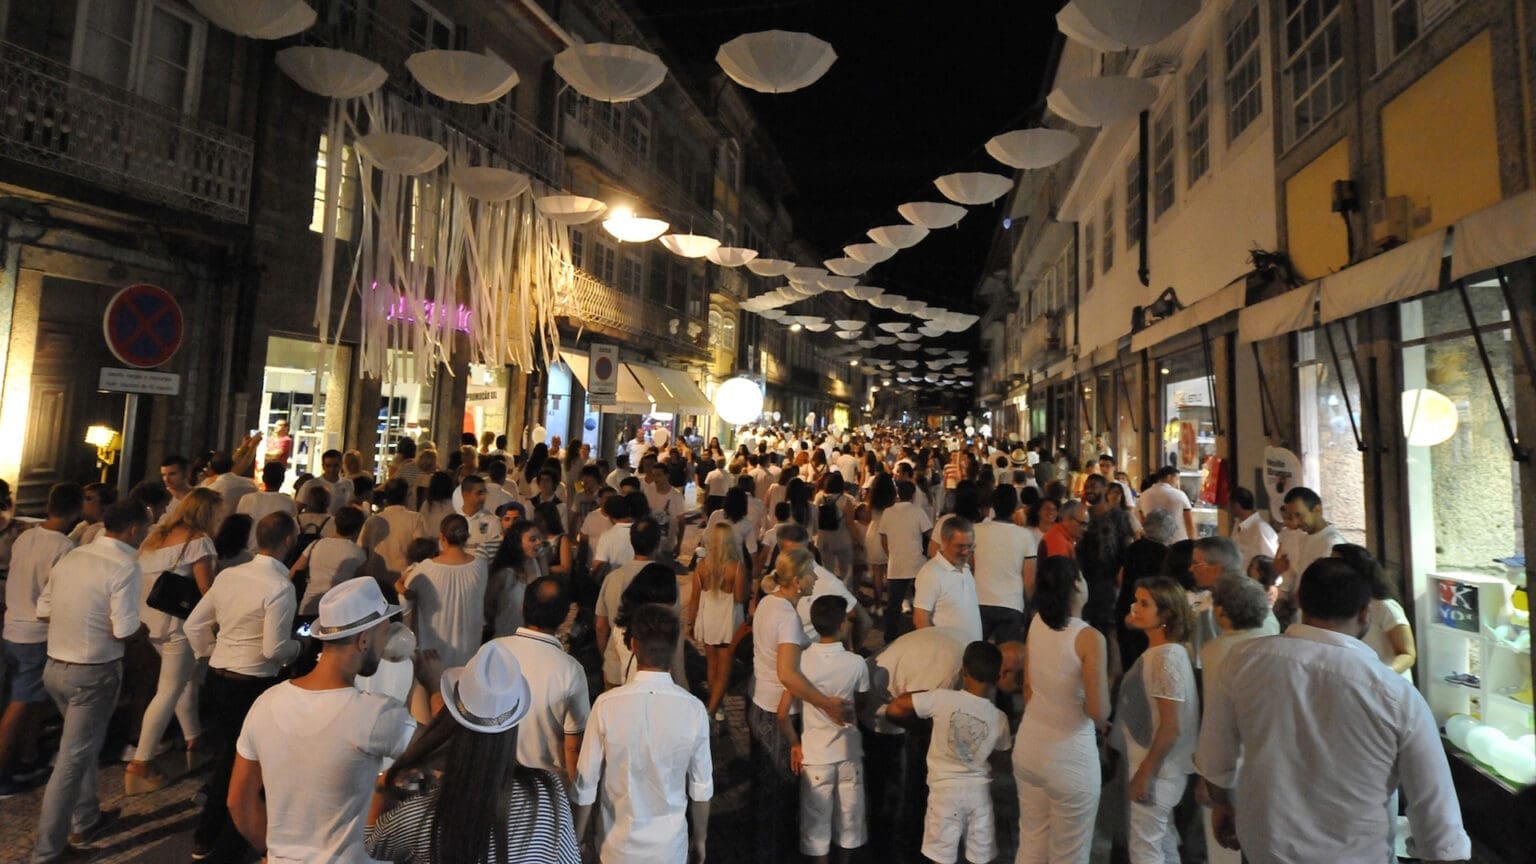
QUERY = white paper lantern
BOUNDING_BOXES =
[357,132,446,175]
[714,377,764,424]
[788,265,828,283]
[746,257,795,277]
[844,243,898,264]
[1071,0,1202,49]
[554,43,666,103]
[1048,76,1159,127]
[406,50,519,104]
[659,234,721,258]
[601,208,669,243]
[450,165,530,201]
[867,224,930,249]
[716,30,836,94]
[898,201,967,229]
[1402,388,1459,447]
[708,246,759,267]
[824,257,873,277]
[191,0,315,39]
[276,46,386,99]
[986,128,1080,170]
[934,172,1014,205]
[845,285,883,301]
[536,195,607,225]
[877,322,911,333]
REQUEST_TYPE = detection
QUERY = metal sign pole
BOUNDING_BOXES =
[118,393,139,495]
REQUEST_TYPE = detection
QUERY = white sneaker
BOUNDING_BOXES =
[119,739,174,763]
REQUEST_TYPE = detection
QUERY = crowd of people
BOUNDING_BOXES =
[0,422,1473,864]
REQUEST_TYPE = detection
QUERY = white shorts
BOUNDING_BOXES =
[922,781,995,864]
[799,760,867,855]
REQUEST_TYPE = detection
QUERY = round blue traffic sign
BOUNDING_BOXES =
[103,284,183,369]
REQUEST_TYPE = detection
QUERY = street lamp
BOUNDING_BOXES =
[85,425,120,483]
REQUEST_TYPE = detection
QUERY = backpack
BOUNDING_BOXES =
[287,515,330,567]
[817,496,842,531]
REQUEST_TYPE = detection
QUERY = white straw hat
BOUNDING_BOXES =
[441,641,532,733]
[313,579,403,641]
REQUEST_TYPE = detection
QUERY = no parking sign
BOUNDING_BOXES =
[102,284,183,368]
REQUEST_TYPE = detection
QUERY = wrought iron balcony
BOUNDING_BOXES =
[559,266,708,360]
[0,40,253,223]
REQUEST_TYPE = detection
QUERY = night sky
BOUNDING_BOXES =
[628,0,1065,315]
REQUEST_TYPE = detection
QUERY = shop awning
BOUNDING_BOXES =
[1129,281,1245,353]
[1045,357,1075,380]
[1237,283,1318,344]
[628,363,712,415]
[1075,341,1119,374]
[1319,228,1447,324]
[1450,188,1536,281]
[559,353,652,414]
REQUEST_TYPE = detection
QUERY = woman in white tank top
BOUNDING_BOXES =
[1012,556,1109,864]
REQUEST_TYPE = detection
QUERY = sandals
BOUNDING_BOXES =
[123,761,170,796]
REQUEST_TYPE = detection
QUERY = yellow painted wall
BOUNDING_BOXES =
[1285,138,1352,279]
[1381,30,1501,237]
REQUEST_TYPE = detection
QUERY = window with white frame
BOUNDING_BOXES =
[407,0,453,50]
[1225,0,1264,142]
[309,133,359,238]
[1083,220,1096,292]
[1122,162,1139,255]
[1282,0,1346,144]
[591,240,616,286]
[1186,54,1210,183]
[1153,106,1177,218]
[73,0,206,114]
[623,105,651,157]
[1379,0,1458,62]
[619,250,642,294]
[569,228,585,270]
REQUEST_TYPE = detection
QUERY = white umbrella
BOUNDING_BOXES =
[919,324,948,338]
[1048,76,1158,127]
[716,30,836,93]
[844,243,897,264]
[817,275,858,292]
[406,50,519,104]
[190,0,315,39]
[893,300,926,316]
[898,201,967,229]
[759,309,787,320]
[877,322,911,333]
[898,343,921,352]
[934,172,1013,205]
[836,330,862,340]
[898,360,920,369]
[708,246,759,267]
[844,285,884,301]
[867,293,902,310]
[788,265,828,283]
[660,234,721,258]
[1070,0,1201,49]
[746,258,795,277]
[1055,1,1129,52]
[856,339,878,348]
[985,128,1080,169]
[602,209,669,243]
[449,165,530,201]
[925,348,949,356]
[824,257,873,277]
[895,332,921,342]
[804,322,832,332]
[873,336,898,346]
[948,350,969,358]
[535,195,607,225]
[276,46,386,98]
[554,43,666,102]
[834,320,865,330]
[867,224,929,249]
[357,132,446,175]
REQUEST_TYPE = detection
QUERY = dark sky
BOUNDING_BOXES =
[629,0,1065,315]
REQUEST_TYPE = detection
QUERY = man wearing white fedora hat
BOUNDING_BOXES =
[227,578,428,864]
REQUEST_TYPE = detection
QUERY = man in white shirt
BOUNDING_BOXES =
[1273,486,1346,597]
[775,525,867,644]
[645,466,687,561]
[306,449,353,517]
[185,512,302,861]
[594,518,661,688]
[973,486,1030,642]
[592,502,638,584]
[0,483,80,796]
[458,475,501,562]
[229,578,419,864]
[1227,486,1278,569]
[1138,465,1195,542]
[494,577,590,785]
[703,462,733,516]
[206,450,259,529]
[359,479,427,587]
[574,604,712,864]
[159,455,194,512]
[30,502,150,862]
[878,480,934,643]
[913,517,983,642]
[835,447,860,488]
[1195,557,1470,864]
[239,462,299,549]
[605,454,633,492]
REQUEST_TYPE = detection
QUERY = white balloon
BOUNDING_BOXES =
[1445,714,1478,751]
[1467,724,1507,764]
[1489,735,1536,784]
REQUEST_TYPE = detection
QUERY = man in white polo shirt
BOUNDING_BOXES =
[30,501,150,862]
[877,480,933,643]
[913,517,983,642]
[495,577,589,785]
[1227,486,1278,569]
[1138,465,1195,542]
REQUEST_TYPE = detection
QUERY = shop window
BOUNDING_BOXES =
[1114,362,1143,486]
[1152,106,1176,219]
[1102,195,1115,273]
[1186,54,1210,184]
[1282,0,1346,145]
[1295,327,1368,545]
[1225,0,1264,143]
[73,0,206,114]
[1158,349,1221,537]
[261,336,350,481]
[376,349,434,481]
[465,363,509,442]
[310,133,359,238]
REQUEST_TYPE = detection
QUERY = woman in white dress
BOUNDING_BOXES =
[398,514,488,670]
[126,488,220,795]
[689,523,746,721]
[863,474,896,617]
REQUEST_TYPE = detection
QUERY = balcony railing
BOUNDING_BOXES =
[0,40,253,223]
[559,267,708,359]
[560,102,715,230]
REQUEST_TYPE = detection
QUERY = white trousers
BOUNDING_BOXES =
[136,631,202,757]
[1126,773,1186,864]
[1013,728,1100,864]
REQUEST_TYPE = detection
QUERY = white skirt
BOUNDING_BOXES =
[694,589,743,645]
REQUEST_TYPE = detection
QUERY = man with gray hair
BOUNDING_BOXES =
[1040,500,1088,559]
[1190,537,1278,668]
[913,517,981,641]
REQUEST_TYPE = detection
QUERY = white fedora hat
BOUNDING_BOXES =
[313,578,403,641]
[441,641,532,734]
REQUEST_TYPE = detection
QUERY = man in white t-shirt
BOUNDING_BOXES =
[776,525,867,645]
[230,578,420,864]
[594,519,661,688]
[877,481,933,642]
[1226,486,1278,570]
[1273,486,1346,597]
[238,463,298,549]
[913,517,983,643]
[308,449,353,517]
[293,507,370,617]
[494,577,589,785]
[972,485,1030,642]
[206,450,260,529]
[835,448,860,488]
[645,466,687,560]
[1138,465,1195,542]
[458,476,502,563]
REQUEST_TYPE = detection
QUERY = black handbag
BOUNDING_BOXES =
[145,541,201,619]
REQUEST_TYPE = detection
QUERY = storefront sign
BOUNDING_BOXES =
[588,343,618,406]
[1434,577,1480,632]
[1262,446,1303,521]
[102,284,183,368]
[99,367,181,396]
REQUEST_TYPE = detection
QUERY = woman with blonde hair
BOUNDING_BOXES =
[126,487,222,794]
[342,449,367,481]
[689,522,746,721]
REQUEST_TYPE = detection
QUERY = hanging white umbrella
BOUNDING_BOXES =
[948,349,969,358]
[856,339,877,348]
[746,257,795,277]
[893,300,926,316]
[1070,0,1201,49]
[357,132,446,175]
[836,330,862,340]
[450,165,530,201]
[914,306,944,319]
[1055,1,1129,52]
[867,293,902,310]
[844,285,883,301]
[985,128,1080,169]
[406,50,519,104]
[817,275,858,292]
[602,208,669,243]
[898,360,920,369]
[934,172,1013,205]
[873,336,898,346]
[844,243,897,264]
[898,343,921,352]
[877,322,910,333]
[708,246,758,267]
[925,348,949,356]
[895,332,922,342]
[788,265,828,283]
[1048,76,1158,127]
[276,46,387,98]
[834,320,865,330]
[716,30,836,93]
[898,201,967,229]
[867,224,929,249]
[191,0,315,39]
[554,43,666,102]
[535,195,607,225]
[660,233,721,258]
[803,322,832,332]
[824,257,873,277]
[919,324,948,338]
[759,309,787,320]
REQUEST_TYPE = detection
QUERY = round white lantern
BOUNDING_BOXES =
[1402,388,1458,446]
[714,377,764,425]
